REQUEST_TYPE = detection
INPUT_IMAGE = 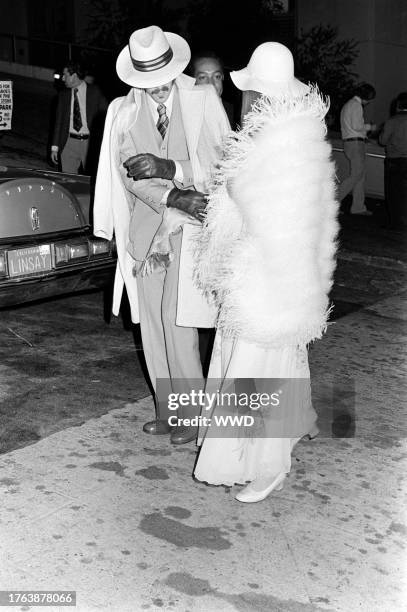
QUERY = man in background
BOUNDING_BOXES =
[379,92,407,229]
[51,61,107,174]
[338,83,376,215]
[190,51,234,126]
[189,51,234,368]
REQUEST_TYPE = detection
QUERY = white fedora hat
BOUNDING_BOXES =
[116,25,191,88]
[230,42,310,98]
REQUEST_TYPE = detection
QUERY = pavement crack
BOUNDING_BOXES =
[6,327,34,347]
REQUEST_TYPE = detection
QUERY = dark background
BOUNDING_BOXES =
[0,0,360,127]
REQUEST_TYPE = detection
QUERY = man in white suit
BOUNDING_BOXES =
[93,26,230,444]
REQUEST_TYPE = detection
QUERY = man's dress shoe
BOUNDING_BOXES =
[143,419,171,435]
[170,425,198,445]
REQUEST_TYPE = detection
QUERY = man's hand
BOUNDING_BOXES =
[51,150,59,165]
[167,188,208,221]
[123,153,176,180]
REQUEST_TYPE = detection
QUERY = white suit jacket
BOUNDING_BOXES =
[93,74,230,324]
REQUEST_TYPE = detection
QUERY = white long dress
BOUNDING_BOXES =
[194,332,317,486]
[193,91,337,487]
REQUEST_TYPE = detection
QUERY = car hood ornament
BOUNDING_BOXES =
[30,206,40,231]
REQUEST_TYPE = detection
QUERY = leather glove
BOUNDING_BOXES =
[123,153,176,180]
[167,188,208,221]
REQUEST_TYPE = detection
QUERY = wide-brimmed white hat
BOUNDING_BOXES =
[230,42,309,98]
[116,25,191,88]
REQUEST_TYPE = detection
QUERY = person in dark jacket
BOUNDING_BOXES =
[190,51,235,127]
[51,61,107,174]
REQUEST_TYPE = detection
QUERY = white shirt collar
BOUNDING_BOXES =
[73,80,86,92]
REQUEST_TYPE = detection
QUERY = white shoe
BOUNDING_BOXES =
[235,473,286,503]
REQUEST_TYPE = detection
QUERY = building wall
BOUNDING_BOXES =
[26,0,75,68]
[73,0,97,45]
[0,0,76,68]
[297,0,407,123]
[0,0,29,63]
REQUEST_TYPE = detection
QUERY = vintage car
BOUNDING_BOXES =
[0,167,116,307]
[330,136,385,199]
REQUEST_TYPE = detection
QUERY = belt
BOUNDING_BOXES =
[69,133,89,140]
[344,137,366,142]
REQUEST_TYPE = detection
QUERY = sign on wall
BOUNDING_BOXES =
[0,81,13,130]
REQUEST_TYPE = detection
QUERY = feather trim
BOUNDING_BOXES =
[194,87,339,348]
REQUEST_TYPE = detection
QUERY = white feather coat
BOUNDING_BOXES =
[195,89,339,347]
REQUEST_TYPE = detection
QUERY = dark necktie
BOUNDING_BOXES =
[73,88,82,132]
[156,103,169,139]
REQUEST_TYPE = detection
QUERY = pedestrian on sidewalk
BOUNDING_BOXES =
[379,91,407,230]
[51,61,107,174]
[338,83,376,215]
[93,26,230,445]
[192,42,339,502]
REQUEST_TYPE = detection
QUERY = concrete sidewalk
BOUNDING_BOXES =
[1,287,406,612]
[0,72,406,612]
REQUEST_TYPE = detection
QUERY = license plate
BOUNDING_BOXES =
[7,245,52,278]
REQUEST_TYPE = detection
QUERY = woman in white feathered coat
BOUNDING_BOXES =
[193,42,339,503]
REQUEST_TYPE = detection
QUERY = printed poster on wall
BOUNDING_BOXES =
[0,81,13,130]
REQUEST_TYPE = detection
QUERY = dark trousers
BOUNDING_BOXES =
[384,157,407,229]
